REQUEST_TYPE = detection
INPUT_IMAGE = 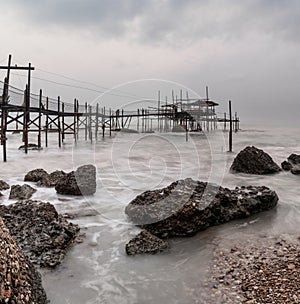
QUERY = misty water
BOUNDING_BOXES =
[1,124,300,304]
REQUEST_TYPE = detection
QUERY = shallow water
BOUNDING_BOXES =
[1,124,300,304]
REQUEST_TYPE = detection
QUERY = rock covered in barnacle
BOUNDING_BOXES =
[125,178,278,239]
[38,170,67,187]
[126,230,169,255]
[0,180,10,190]
[281,153,300,175]
[55,164,97,196]
[0,217,47,303]
[0,200,80,268]
[9,184,36,200]
[24,168,49,182]
[230,146,281,174]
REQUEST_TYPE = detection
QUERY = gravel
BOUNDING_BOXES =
[205,235,300,303]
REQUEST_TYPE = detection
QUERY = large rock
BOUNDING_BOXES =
[0,218,47,303]
[24,168,49,182]
[230,146,281,174]
[126,230,169,255]
[55,164,96,196]
[125,178,278,239]
[0,180,10,190]
[9,184,36,200]
[38,170,67,187]
[0,200,80,268]
[281,153,300,175]
[18,143,43,151]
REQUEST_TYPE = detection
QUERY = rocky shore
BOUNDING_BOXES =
[0,200,80,268]
[0,218,47,304]
[204,235,300,304]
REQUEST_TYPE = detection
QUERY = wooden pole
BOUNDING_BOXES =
[95,103,99,141]
[58,96,61,148]
[38,89,42,148]
[73,99,77,143]
[45,97,49,147]
[62,102,65,143]
[109,108,112,136]
[229,100,233,152]
[85,102,88,140]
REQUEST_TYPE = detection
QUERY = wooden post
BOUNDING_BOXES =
[85,102,88,140]
[73,99,77,143]
[76,100,79,140]
[158,91,160,132]
[229,100,233,152]
[109,108,112,136]
[89,105,93,143]
[95,103,99,141]
[45,97,49,147]
[137,109,140,132]
[38,89,42,148]
[224,112,226,130]
[235,112,238,132]
[62,102,65,143]
[58,96,61,148]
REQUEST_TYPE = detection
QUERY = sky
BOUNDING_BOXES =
[0,0,300,126]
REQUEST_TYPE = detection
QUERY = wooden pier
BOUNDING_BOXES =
[0,55,240,162]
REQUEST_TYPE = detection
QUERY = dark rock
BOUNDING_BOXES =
[287,153,300,165]
[9,184,36,200]
[0,180,10,190]
[0,200,80,268]
[55,164,96,196]
[125,178,278,239]
[126,230,169,255]
[0,218,48,303]
[291,165,300,175]
[281,154,300,174]
[281,160,293,171]
[230,146,281,174]
[18,143,43,150]
[38,170,67,187]
[24,168,49,182]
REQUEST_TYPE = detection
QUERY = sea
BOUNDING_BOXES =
[1,124,300,304]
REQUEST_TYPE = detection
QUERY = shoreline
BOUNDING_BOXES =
[204,234,300,303]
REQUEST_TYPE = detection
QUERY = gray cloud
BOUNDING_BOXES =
[2,0,300,45]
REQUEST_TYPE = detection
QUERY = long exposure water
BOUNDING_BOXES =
[1,124,299,304]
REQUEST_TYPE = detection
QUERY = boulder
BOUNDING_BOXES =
[126,230,169,255]
[0,200,80,268]
[230,146,281,174]
[125,178,278,239]
[0,217,47,303]
[38,170,66,187]
[24,168,49,182]
[18,143,43,151]
[281,153,300,175]
[281,160,293,171]
[9,184,36,200]
[55,164,96,196]
[0,180,10,190]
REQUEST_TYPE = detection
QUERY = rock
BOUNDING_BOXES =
[281,160,293,171]
[18,143,43,150]
[0,200,80,268]
[38,170,67,187]
[9,184,36,200]
[24,168,49,182]
[230,146,281,174]
[55,164,96,196]
[291,165,300,175]
[281,154,300,175]
[125,178,278,239]
[0,180,10,190]
[125,230,169,255]
[287,153,300,165]
[126,230,169,255]
[0,217,48,303]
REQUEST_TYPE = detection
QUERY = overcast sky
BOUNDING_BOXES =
[0,0,299,126]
